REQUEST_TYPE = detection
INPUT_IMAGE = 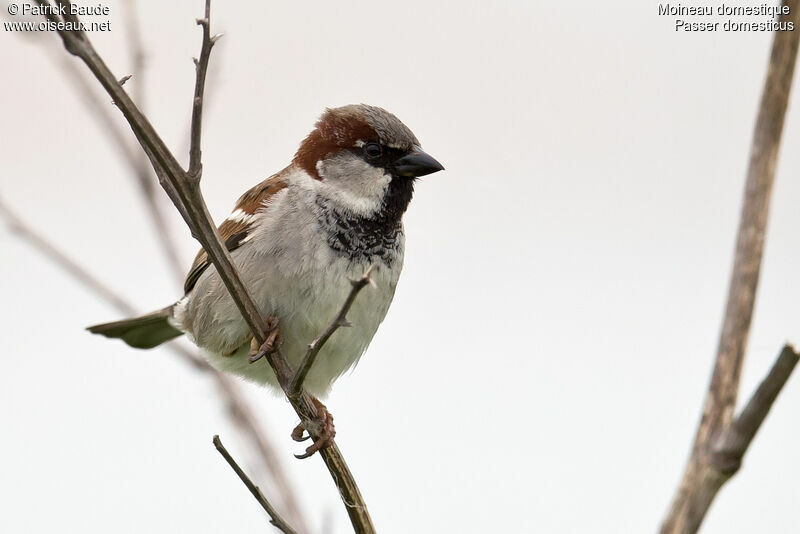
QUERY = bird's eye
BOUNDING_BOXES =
[364,142,382,159]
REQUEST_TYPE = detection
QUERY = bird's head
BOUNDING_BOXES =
[293,104,443,216]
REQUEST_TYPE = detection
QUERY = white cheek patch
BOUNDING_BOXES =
[315,153,391,216]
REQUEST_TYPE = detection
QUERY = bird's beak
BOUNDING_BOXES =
[392,146,445,178]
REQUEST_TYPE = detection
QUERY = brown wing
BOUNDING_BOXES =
[183,171,288,293]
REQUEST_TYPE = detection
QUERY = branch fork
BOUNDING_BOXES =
[660,2,800,531]
[37,0,376,531]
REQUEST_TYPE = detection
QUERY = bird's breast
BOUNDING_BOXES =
[174,183,406,395]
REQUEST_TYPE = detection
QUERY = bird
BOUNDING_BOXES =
[87,104,444,457]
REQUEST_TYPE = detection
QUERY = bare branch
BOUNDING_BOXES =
[53,55,142,172]
[712,344,800,466]
[37,1,375,530]
[44,5,302,519]
[119,0,192,273]
[679,345,800,533]
[289,265,375,397]
[213,435,299,534]
[71,56,185,284]
[0,195,136,316]
[0,193,308,531]
[187,0,216,181]
[660,3,800,532]
[121,0,185,284]
[212,375,309,531]
[713,344,800,472]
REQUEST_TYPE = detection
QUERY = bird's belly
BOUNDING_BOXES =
[187,257,400,397]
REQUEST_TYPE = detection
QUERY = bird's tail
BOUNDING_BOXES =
[87,305,183,349]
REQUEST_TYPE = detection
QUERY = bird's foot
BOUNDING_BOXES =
[292,397,336,459]
[248,316,280,363]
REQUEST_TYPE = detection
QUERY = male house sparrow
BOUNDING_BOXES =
[88,104,443,455]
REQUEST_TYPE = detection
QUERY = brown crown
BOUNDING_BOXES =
[293,108,378,180]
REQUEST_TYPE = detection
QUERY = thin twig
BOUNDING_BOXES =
[53,50,185,284]
[289,265,375,397]
[37,1,375,531]
[0,193,308,531]
[212,375,308,531]
[0,196,136,316]
[121,0,185,284]
[213,435,299,534]
[660,3,800,532]
[187,0,218,181]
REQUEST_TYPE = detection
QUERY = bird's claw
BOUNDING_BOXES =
[293,398,336,459]
[291,424,312,442]
[248,316,280,363]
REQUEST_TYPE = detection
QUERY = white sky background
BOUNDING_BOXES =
[1,1,800,532]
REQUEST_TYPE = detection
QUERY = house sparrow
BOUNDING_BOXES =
[87,104,443,456]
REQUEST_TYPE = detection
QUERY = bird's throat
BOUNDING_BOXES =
[315,177,413,265]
